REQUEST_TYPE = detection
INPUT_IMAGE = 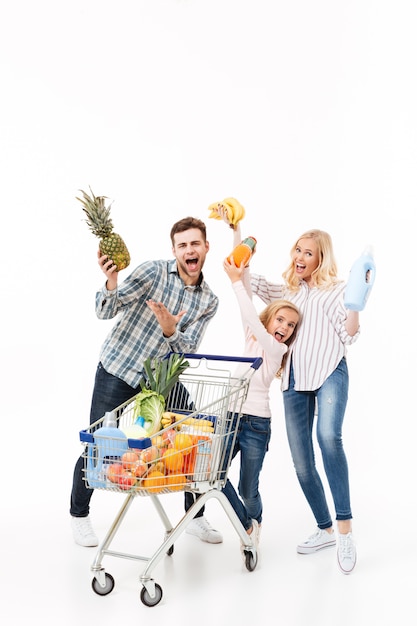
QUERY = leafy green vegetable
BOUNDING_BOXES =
[133,389,165,436]
[133,353,190,435]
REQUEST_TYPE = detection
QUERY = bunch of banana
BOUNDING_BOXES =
[207,197,245,227]
[179,417,214,433]
[161,411,184,427]
[161,412,215,432]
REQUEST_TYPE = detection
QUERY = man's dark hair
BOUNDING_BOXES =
[170,217,207,245]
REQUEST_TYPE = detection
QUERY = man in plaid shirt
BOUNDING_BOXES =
[70,216,222,547]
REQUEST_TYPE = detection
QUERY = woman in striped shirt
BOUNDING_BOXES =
[250,229,361,575]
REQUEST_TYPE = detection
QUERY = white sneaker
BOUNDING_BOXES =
[250,519,261,549]
[186,516,223,544]
[241,519,261,554]
[337,532,357,574]
[71,515,99,547]
[297,528,336,554]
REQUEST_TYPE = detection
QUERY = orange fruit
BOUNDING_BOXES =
[165,473,187,491]
[153,460,165,474]
[142,470,166,493]
[163,447,184,473]
[173,432,193,455]
[151,435,167,450]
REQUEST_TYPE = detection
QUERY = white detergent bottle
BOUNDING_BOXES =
[344,245,376,311]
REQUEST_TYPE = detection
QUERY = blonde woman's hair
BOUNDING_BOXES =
[258,299,300,378]
[282,229,340,291]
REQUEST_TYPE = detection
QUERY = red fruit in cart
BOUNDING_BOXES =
[163,447,184,473]
[107,463,124,484]
[141,445,159,465]
[118,471,137,490]
[121,451,140,470]
[161,428,176,445]
[142,470,166,493]
[132,460,147,478]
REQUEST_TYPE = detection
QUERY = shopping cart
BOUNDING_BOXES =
[79,353,262,607]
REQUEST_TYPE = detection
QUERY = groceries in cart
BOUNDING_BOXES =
[80,353,258,495]
[80,353,231,495]
[81,406,222,494]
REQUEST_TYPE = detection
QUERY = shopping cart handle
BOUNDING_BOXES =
[79,429,94,443]
[79,429,152,450]
[181,354,263,370]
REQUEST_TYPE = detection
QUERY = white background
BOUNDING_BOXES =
[1,1,416,624]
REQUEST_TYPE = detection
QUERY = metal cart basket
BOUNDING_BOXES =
[79,353,262,607]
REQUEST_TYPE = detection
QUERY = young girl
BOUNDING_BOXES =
[221,251,299,549]
[250,229,361,574]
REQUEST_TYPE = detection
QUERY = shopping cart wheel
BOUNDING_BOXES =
[91,572,115,596]
[244,549,258,572]
[140,582,163,607]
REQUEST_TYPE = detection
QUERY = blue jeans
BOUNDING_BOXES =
[70,363,204,518]
[222,414,271,531]
[283,358,352,528]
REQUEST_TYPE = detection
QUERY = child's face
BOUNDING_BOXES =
[267,307,299,344]
[293,237,320,284]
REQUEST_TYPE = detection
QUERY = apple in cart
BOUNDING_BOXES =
[140,445,159,465]
[107,463,124,484]
[161,429,176,445]
[121,451,140,470]
[118,471,137,490]
[132,460,148,478]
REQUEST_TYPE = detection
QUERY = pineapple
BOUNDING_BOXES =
[77,187,131,271]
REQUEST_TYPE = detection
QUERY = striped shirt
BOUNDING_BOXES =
[96,259,219,388]
[250,273,360,391]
